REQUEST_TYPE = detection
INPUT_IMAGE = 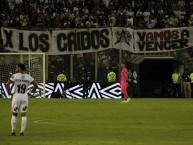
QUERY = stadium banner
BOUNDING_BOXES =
[134,27,192,53]
[1,27,112,55]
[1,27,135,54]
[111,27,135,52]
[1,27,193,54]
[0,82,122,99]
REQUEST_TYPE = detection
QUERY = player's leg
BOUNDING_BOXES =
[10,100,19,136]
[20,100,28,136]
[121,84,130,103]
[20,112,27,136]
[121,84,128,99]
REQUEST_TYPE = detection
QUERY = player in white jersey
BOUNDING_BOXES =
[6,63,38,136]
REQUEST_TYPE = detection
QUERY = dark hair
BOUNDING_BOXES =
[17,63,26,71]
[121,61,126,65]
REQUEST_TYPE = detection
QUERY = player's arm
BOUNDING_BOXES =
[31,80,38,93]
[6,79,13,96]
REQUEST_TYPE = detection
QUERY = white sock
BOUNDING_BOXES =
[11,115,17,133]
[21,116,27,133]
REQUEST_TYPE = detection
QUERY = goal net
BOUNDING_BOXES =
[0,53,45,98]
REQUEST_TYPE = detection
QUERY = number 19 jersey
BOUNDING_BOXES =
[10,72,34,100]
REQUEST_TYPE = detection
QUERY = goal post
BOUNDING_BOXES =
[0,53,46,98]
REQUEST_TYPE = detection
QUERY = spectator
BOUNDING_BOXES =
[177,0,186,10]
[188,14,193,26]
[85,17,94,28]
[168,14,179,27]
[19,12,29,27]
[143,8,151,26]
[146,15,157,28]
[1,0,192,28]
[0,11,10,27]
[30,7,38,26]
[126,14,133,27]
[109,12,116,27]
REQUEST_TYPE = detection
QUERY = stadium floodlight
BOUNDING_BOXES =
[0,53,46,98]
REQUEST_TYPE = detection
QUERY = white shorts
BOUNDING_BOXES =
[11,99,28,113]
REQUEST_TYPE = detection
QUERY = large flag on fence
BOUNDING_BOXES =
[134,27,193,53]
[1,27,193,54]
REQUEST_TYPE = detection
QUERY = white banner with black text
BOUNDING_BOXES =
[1,27,193,54]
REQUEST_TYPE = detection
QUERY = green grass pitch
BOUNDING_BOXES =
[1,98,193,145]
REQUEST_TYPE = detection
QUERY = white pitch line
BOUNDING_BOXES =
[33,119,63,125]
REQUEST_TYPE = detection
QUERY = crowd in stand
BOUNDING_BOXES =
[0,0,193,29]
